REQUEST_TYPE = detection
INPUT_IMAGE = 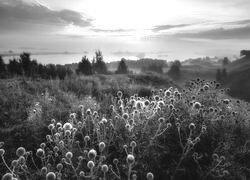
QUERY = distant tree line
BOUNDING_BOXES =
[0,53,72,79]
[76,50,129,75]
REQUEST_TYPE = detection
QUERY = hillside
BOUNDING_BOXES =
[106,58,168,72]
[226,55,250,101]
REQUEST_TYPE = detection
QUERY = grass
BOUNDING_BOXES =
[0,75,250,180]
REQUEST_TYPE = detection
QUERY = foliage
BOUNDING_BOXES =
[92,50,108,74]
[116,58,129,74]
[76,56,93,75]
[1,77,250,180]
[141,64,163,74]
[168,60,181,79]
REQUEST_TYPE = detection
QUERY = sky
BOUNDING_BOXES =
[0,0,250,63]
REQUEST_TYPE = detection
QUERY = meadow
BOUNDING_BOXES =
[1,73,250,180]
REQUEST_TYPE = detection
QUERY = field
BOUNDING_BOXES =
[1,73,250,180]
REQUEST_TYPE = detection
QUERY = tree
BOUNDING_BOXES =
[76,56,93,75]
[19,52,32,76]
[168,60,181,79]
[0,56,6,73]
[116,58,129,74]
[93,50,108,74]
[8,58,22,75]
[222,57,230,66]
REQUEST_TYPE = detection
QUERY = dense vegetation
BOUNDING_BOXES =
[1,75,250,180]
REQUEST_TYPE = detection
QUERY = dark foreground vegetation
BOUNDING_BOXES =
[1,75,250,180]
[1,50,250,180]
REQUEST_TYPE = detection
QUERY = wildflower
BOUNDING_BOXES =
[65,130,71,136]
[130,141,137,148]
[40,143,46,148]
[117,91,123,98]
[84,136,90,142]
[158,117,165,124]
[56,163,63,171]
[223,170,229,176]
[99,142,106,152]
[87,160,95,169]
[88,149,97,159]
[65,151,73,160]
[102,118,108,123]
[167,123,172,128]
[164,90,171,97]
[113,158,119,164]
[41,167,47,174]
[86,108,92,115]
[193,102,201,109]
[146,172,154,180]
[36,148,45,158]
[101,164,109,172]
[144,100,150,106]
[126,154,135,164]
[48,124,54,130]
[122,113,129,120]
[46,172,56,180]
[63,122,73,131]
[79,171,85,177]
[189,123,196,130]
[2,173,13,180]
[212,153,219,160]
[11,160,18,167]
[16,147,26,157]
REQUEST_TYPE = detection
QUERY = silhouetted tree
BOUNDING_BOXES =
[8,58,22,75]
[222,57,230,66]
[240,50,250,58]
[0,56,6,78]
[46,64,57,79]
[93,50,108,74]
[168,60,181,79]
[19,52,32,76]
[76,56,93,75]
[0,56,6,73]
[116,58,129,74]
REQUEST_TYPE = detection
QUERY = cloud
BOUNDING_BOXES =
[0,0,92,32]
[225,19,250,25]
[152,24,191,32]
[90,28,134,33]
[175,26,250,39]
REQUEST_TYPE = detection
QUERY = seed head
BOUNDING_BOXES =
[16,147,26,157]
[65,151,73,159]
[101,164,109,173]
[126,154,135,164]
[87,160,95,169]
[146,172,154,180]
[46,172,56,180]
[99,142,106,152]
[88,149,97,159]
[2,173,13,180]
[63,122,73,131]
